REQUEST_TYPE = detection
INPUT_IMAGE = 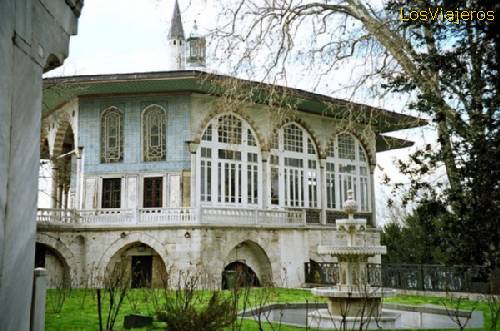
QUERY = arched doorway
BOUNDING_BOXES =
[222,240,273,289]
[34,243,70,288]
[106,242,166,288]
[222,261,260,289]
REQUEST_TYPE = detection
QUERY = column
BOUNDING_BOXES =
[261,150,269,209]
[370,164,376,227]
[320,158,327,224]
[50,161,58,208]
[187,141,199,210]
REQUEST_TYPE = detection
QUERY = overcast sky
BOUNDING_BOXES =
[41,0,440,224]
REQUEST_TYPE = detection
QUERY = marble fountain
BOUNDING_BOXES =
[308,190,399,329]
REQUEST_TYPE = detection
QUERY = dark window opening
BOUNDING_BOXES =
[102,178,121,208]
[143,177,163,208]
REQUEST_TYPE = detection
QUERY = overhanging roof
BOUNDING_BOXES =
[376,134,415,152]
[42,70,427,137]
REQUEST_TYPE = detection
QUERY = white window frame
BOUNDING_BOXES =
[268,123,320,209]
[325,133,371,212]
[196,113,262,208]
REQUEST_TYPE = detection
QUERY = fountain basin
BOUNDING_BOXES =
[240,302,484,329]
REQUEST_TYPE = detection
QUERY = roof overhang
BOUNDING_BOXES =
[42,70,427,150]
[376,134,415,152]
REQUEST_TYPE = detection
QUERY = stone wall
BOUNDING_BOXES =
[36,225,381,289]
[0,1,82,329]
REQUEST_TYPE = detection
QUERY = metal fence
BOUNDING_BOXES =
[304,262,497,294]
[304,262,339,284]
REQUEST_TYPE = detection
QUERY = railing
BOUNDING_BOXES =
[304,262,497,294]
[37,208,79,224]
[36,207,328,227]
[200,207,305,226]
[304,262,339,284]
[380,264,494,293]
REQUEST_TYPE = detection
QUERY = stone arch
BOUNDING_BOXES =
[195,110,265,149]
[222,240,274,286]
[324,128,375,167]
[97,232,168,279]
[40,138,50,159]
[269,118,321,155]
[36,233,77,285]
[51,113,75,158]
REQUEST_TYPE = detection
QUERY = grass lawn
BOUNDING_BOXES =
[45,288,498,331]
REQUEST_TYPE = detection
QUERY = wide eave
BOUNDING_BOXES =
[43,70,426,150]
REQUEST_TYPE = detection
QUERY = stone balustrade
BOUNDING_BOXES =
[36,207,325,227]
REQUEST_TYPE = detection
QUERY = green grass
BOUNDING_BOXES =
[45,288,498,331]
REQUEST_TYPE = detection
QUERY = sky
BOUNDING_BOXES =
[41,0,440,224]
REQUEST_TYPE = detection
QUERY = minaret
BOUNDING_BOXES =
[168,0,185,70]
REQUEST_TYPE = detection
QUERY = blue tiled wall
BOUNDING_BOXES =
[79,95,191,174]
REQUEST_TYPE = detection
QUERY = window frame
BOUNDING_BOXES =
[269,123,320,209]
[141,104,167,162]
[325,133,371,212]
[197,113,261,208]
[100,106,124,164]
[101,177,122,209]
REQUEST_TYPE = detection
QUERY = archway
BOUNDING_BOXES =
[222,240,273,289]
[106,242,167,288]
[34,243,70,288]
[52,124,76,208]
[222,261,260,289]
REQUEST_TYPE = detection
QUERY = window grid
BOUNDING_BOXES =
[199,113,260,207]
[338,134,356,160]
[271,123,319,208]
[307,138,316,155]
[218,114,241,144]
[283,124,303,152]
[143,106,166,162]
[101,107,123,163]
[247,129,257,146]
[102,178,121,208]
[325,134,371,212]
[202,124,212,141]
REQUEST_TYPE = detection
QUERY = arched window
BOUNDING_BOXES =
[142,105,167,161]
[198,113,260,206]
[101,107,123,163]
[325,133,370,212]
[270,123,319,208]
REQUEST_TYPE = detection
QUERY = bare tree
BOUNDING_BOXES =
[442,294,478,331]
[213,0,499,273]
[96,262,130,331]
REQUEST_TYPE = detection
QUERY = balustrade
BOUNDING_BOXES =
[36,207,331,227]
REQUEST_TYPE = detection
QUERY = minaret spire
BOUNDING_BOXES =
[167,0,186,70]
[169,0,185,40]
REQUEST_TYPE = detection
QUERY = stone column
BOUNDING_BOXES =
[319,158,327,224]
[261,150,270,209]
[50,162,58,208]
[186,141,199,209]
[370,164,376,227]
[0,1,81,330]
